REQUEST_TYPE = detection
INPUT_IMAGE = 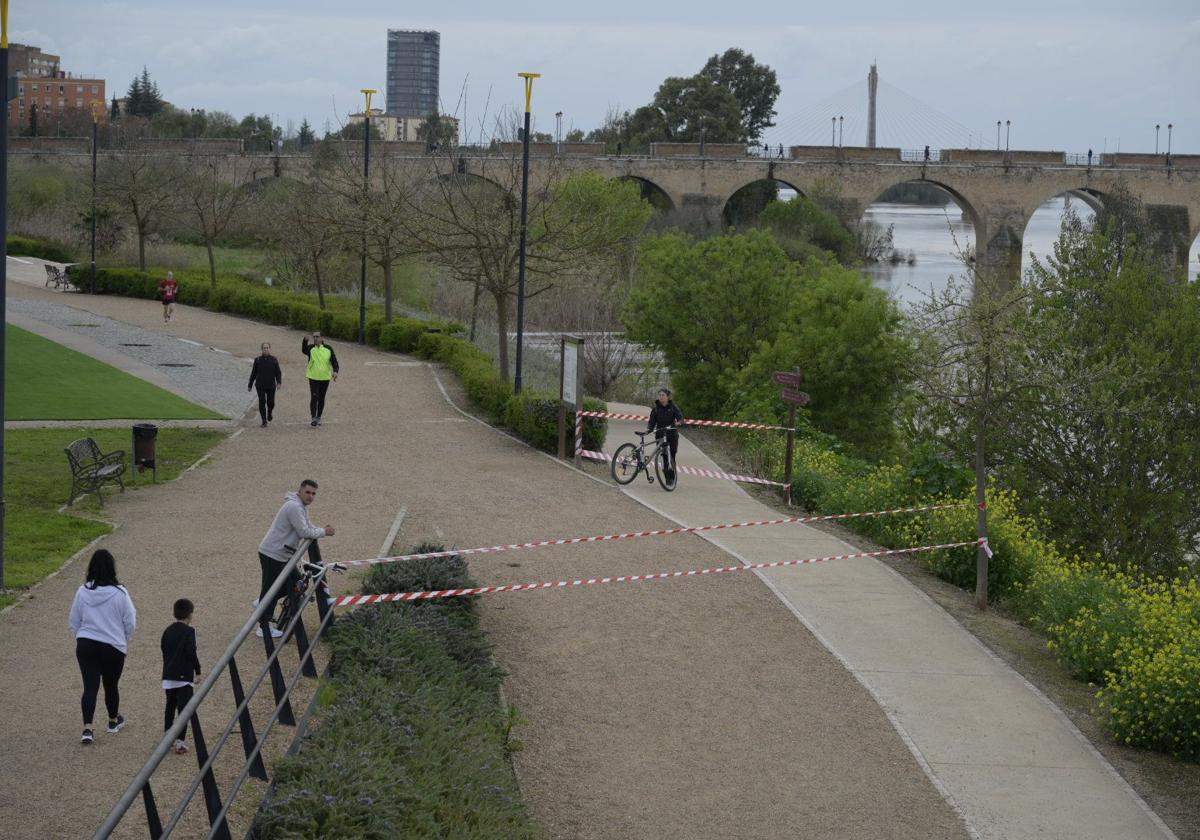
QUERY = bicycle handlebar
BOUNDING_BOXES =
[635,426,677,437]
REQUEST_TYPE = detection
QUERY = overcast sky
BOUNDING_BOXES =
[27,1,1200,153]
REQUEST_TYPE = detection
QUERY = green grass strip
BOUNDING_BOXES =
[0,428,226,608]
[5,325,223,420]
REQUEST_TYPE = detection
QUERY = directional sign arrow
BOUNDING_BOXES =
[773,371,803,387]
[781,388,811,406]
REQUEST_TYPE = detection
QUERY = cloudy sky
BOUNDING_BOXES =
[27,1,1200,153]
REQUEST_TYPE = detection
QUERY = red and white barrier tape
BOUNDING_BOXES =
[576,410,793,433]
[332,539,983,604]
[339,502,969,568]
[578,448,787,488]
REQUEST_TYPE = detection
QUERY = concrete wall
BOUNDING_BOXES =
[650,143,745,159]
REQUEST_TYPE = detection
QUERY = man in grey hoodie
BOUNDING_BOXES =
[256,479,334,636]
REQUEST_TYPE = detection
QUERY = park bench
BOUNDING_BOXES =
[64,438,127,506]
[43,264,77,290]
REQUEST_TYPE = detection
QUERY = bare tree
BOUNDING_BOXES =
[179,155,260,287]
[406,144,653,382]
[260,178,343,307]
[97,151,180,269]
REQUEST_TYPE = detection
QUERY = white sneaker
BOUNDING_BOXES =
[255,625,284,638]
[172,739,189,755]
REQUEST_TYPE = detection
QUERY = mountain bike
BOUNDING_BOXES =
[610,428,678,491]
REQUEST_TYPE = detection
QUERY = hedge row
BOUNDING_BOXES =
[8,234,77,263]
[253,549,538,838]
[66,266,608,453]
[770,432,1200,759]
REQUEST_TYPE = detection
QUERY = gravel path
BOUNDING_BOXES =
[0,261,966,839]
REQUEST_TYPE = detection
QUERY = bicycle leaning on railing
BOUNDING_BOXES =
[274,558,345,634]
[610,427,679,491]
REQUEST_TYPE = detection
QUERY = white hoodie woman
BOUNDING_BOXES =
[68,549,136,744]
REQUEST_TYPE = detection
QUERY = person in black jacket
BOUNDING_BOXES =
[161,598,201,755]
[648,387,684,479]
[247,343,283,428]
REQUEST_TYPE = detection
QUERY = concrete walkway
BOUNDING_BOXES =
[602,402,1176,840]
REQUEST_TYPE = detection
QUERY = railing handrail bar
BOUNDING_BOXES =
[158,571,327,836]
[93,540,313,839]
[204,606,335,839]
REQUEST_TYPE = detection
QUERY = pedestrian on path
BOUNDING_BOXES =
[247,342,283,428]
[648,387,684,482]
[256,480,335,637]
[68,549,137,744]
[301,331,338,427]
[158,271,178,324]
[160,598,201,755]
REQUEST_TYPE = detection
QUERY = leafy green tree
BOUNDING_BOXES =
[1003,204,1200,574]
[760,196,858,263]
[565,128,585,143]
[624,230,798,416]
[728,259,911,458]
[651,74,743,143]
[700,48,781,141]
[417,112,456,150]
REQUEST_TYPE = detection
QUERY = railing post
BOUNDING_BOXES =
[259,618,296,726]
[189,712,232,840]
[141,780,163,839]
[289,610,319,678]
[227,657,268,781]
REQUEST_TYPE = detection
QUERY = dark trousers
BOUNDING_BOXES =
[255,386,276,423]
[164,684,194,738]
[76,637,126,725]
[655,430,679,471]
[258,552,300,618]
[308,379,330,419]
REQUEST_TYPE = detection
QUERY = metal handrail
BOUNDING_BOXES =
[93,539,315,838]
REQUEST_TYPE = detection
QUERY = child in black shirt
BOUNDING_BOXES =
[161,598,201,755]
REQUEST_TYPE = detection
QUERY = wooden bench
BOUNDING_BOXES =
[65,438,127,506]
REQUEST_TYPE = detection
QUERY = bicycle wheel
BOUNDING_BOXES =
[655,449,678,491]
[611,443,641,485]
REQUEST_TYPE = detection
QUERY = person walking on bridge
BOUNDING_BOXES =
[301,331,338,427]
[247,342,282,428]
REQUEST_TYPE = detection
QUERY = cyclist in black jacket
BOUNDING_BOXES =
[247,343,283,427]
[647,387,684,479]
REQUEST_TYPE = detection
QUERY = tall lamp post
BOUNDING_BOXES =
[1005,119,1011,152]
[0,0,10,592]
[358,88,377,345]
[996,120,1001,150]
[90,100,101,294]
[514,71,540,394]
[1156,124,1161,155]
[555,110,562,154]
[1167,123,1173,165]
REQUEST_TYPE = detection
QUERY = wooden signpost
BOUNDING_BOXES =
[773,369,810,505]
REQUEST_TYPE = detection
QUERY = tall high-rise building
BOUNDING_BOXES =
[386,29,440,117]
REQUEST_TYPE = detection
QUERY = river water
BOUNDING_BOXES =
[861,198,1200,308]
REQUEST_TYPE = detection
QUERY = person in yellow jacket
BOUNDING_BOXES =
[301,332,339,427]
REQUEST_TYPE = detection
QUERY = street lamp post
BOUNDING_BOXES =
[1005,120,1011,152]
[358,88,376,345]
[831,116,836,146]
[1167,123,1173,165]
[1156,124,1160,155]
[555,111,562,154]
[0,0,10,592]
[90,100,102,294]
[996,120,1001,150]
[514,72,540,394]
[838,115,843,147]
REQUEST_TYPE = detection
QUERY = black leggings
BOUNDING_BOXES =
[308,379,330,419]
[164,685,194,738]
[258,552,300,616]
[255,386,276,423]
[76,637,126,725]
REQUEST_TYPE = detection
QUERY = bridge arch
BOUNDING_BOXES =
[720,176,806,227]
[1019,189,1103,276]
[616,175,674,212]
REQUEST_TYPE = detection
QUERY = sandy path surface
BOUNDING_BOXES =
[0,267,966,839]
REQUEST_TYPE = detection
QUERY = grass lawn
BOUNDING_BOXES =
[0,427,226,608]
[6,325,224,420]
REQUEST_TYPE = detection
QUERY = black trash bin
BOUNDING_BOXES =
[132,423,158,482]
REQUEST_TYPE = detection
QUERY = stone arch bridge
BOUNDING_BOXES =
[25,140,1200,279]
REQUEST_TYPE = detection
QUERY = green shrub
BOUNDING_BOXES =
[7,234,77,263]
[504,392,608,454]
[254,550,535,838]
